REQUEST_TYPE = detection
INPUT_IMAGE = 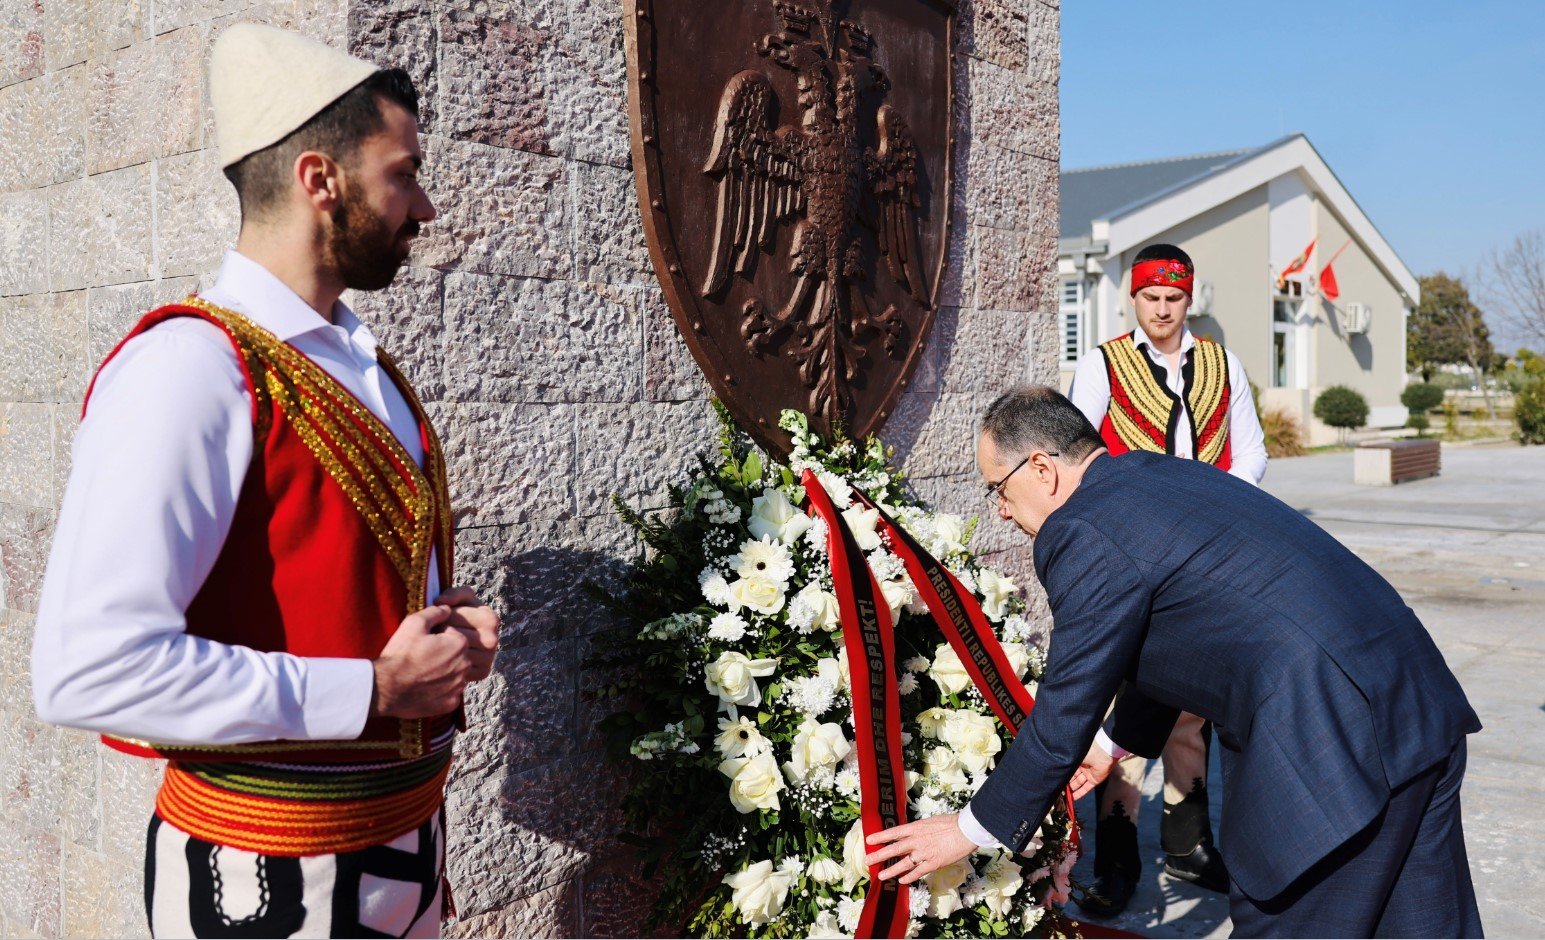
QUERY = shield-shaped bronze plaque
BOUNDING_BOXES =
[625,0,955,455]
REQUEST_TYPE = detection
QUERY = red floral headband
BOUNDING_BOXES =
[1130,259,1194,296]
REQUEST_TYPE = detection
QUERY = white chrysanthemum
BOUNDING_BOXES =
[804,515,830,551]
[912,793,951,818]
[902,656,930,674]
[785,671,839,718]
[708,612,749,643]
[999,614,1032,643]
[700,568,733,607]
[836,896,863,933]
[949,565,978,595]
[897,673,919,695]
[834,767,861,799]
[866,548,906,583]
[785,593,818,634]
[730,536,796,585]
[779,855,805,877]
[716,714,770,759]
[909,885,930,918]
[815,470,853,509]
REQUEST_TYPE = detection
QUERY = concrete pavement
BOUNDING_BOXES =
[1066,442,1545,937]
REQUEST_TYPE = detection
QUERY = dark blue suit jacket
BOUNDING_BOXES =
[970,452,1479,900]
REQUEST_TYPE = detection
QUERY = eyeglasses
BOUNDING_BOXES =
[983,452,1056,508]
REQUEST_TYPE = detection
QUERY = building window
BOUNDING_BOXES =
[1272,298,1301,388]
[1060,279,1085,363]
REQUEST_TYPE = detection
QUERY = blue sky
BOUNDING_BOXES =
[1059,0,1544,347]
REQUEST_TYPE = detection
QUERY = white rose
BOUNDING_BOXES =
[716,714,770,758]
[749,488,814,544]
[719,752,785,814]
[784,718,852,784]
[879,578,912,623]
[928,643,972,696]
[940,711,1003,774]
[807,856,845,886]
[922,745,969,791]
[924,858,973,918]
[1002,641,1030,679]
[796,582,841,632]
[980,857,1024,917]
[976,568,1018,620]
[932,513,967,555]
[833,649,851,692]
[729,575,787,616]
[705,652,778,709]
[841,819,869,890]
[722,858,794,926]
[840,504,883,551]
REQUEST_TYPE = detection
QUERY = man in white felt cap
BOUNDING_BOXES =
[31,23,497,938]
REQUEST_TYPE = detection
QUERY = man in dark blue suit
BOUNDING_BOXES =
[866,386,1482,937]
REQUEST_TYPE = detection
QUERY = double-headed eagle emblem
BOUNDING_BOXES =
[698,0,930,425]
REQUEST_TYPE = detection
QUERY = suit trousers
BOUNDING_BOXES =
[1227,738,1481,939]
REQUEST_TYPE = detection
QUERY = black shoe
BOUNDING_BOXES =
[1081,806,1140,918]
[1081,865,1138,918]
[1163,838,1230,894]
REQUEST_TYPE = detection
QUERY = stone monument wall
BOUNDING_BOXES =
[0,0,1059,935]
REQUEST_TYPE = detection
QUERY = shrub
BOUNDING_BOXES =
[1400,383,1445,414]
[1261,407,1307,457]
[1517,380,1545,445]
[1406,413,1431,437]
[1313,386,1369,442]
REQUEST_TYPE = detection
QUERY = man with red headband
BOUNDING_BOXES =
[1066,243,1267,917]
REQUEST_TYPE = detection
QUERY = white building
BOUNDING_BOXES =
[1058,134,1417,445]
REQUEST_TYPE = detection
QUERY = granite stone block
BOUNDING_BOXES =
[934,306,1034,392]
[87,25,204,175]
[0,815,59,938]
[0,189,49,297]
[155,149,238,279]
[570,160,652,287]
[442,273,641,405]
[572,400,719,514]
[969,58,1057,161]
[41,1,90,72]
[0,505,54,614]
[433,401,576,527]
[444,879,577,938]
[552,0,630,168]
[49,164,155,292]
[60,841,143,940]
[416,135,570,280]
[640,288,712,402]
[437,1,562,156]
[0,404,56,509]
[0,0,43,89]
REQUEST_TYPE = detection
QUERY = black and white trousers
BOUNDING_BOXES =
[144,812,445,939]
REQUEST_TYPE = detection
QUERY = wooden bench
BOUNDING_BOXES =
[1354,439,1441,486]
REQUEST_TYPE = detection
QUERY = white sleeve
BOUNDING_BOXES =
[1224,351,1268,485]
[1068,350,1112,430]
[957,803,1002,848]
[1094,728,1132,761]
[31,321,374,745]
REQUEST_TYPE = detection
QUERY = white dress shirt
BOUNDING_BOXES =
[1068,324,1268,486]
[959,325,1268,849]
[32,251,440,745]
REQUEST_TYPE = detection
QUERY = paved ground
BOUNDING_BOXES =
[1067,442,1545,938]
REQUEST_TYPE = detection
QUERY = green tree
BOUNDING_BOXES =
[1314,385,1369,444]
[1408,273,1497,414]
[1400,383,1444,437]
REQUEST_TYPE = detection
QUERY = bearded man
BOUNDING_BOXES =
[32,24,495,938]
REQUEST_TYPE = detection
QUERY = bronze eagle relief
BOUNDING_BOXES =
[625,0,955,455]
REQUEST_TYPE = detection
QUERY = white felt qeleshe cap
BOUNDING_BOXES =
[211,23,381,169]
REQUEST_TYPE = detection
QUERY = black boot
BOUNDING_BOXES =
[1161,779,1229,894]
[1080,803,1140,918]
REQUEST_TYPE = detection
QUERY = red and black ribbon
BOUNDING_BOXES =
[802,470,911,940]
[853,488,1080,854]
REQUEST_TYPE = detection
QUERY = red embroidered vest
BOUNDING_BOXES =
[83,298,457,764]
[1097,331,1233,471]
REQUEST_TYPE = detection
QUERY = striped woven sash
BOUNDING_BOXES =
[156,747,453,857]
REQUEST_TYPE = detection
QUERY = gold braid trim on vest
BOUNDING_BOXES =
[183,297,447,602]
[1186,338,1232,465]
[1101,334,1174,453]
